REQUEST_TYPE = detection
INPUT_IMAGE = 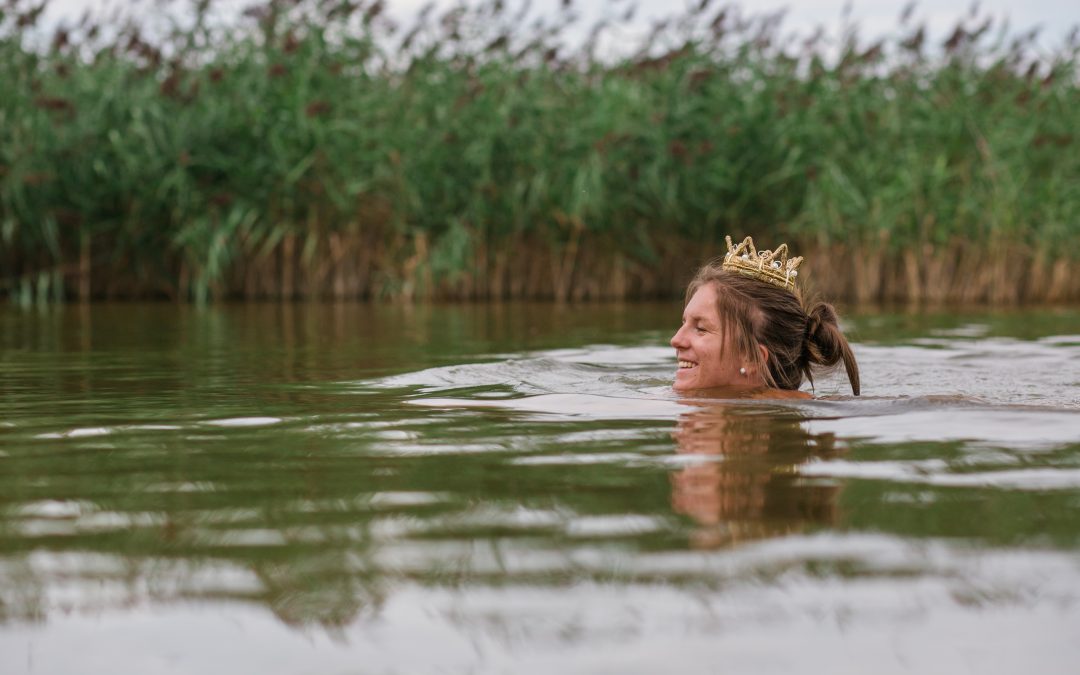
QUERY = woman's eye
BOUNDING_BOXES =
[695,326,707,334]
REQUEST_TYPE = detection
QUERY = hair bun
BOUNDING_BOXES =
[803,301,861,395]
[805,302,838,345]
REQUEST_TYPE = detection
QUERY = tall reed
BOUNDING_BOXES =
[2,0,1077,303]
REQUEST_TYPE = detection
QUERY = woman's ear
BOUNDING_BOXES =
[741,343,770,378]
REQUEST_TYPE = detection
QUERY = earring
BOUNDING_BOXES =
[739,367,747,375]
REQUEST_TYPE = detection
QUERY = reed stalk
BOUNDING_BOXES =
[1,0,1077,304]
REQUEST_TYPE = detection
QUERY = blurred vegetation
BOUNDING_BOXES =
[1,0,1078,304]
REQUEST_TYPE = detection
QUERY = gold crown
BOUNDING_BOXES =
[721,235,803,291]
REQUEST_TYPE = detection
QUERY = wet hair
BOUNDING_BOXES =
[685,264,860,396]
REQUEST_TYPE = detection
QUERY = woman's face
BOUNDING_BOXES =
[670,283,748,391]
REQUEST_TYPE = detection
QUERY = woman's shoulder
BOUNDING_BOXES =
[751,388,813,400]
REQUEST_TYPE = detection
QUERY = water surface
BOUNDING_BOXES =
[1,303,1079,674]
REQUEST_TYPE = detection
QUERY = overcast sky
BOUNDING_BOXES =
[40,0,1080,50]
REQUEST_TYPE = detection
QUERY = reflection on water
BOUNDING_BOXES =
[671,404,841,548]
[1,303,1079,673]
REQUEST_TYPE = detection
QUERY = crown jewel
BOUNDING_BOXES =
[721,235,803,291]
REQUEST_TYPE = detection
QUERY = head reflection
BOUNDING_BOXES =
[671,403,843,549]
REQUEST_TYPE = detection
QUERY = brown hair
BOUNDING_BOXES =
[685,263,860,396]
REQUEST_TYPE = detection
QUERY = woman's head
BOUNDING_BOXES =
[670,259,860,396]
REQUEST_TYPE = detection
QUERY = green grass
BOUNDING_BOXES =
[2,0,1078,303]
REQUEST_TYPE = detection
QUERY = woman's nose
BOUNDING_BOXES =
[670,326,688,349]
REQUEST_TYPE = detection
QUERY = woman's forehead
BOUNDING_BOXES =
[684,286,721,320]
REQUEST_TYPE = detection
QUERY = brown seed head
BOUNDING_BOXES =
[305,101,331,118]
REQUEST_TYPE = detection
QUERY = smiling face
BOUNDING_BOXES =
[670,283,751,392]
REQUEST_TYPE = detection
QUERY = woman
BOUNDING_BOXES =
[671,235,860,396]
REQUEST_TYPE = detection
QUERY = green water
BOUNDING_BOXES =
[1,303,1079,674]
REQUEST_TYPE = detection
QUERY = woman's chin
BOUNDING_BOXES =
[673,374,724,393]
[672,370,698,391]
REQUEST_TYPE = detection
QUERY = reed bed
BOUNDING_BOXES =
[2,0,1078,303]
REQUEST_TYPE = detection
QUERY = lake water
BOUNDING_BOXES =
[1,302,1079,674]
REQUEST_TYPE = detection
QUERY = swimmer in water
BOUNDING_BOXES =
[670,236,860,398]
